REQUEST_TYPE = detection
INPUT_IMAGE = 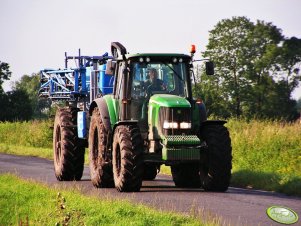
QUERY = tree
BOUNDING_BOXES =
[193,73,231,118]
[0,62,46,121]
[13,73,51,118]
[0,61,12,94]
[275,37,301,99]
[244,20,283,117]
[297,98,301,113]
[200,16,300,120]
[203,17,254,117]
[0,61,12,121]
[247,35,301,120]
[0,90,32,121]
[0,63,51,121]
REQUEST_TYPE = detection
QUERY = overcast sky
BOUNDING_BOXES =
[1,0,301,98]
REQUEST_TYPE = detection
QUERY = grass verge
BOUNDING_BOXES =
[0,143,53,159]
[0,174,218,226]
[0,143,90,165]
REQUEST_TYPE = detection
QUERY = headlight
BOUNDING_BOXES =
[163,121,178,129]
[180,122,191,129]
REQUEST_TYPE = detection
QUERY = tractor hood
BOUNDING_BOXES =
[149,94,191,108]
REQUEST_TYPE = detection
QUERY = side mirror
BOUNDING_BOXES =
[105,60,116,76]
[205,61,214,75]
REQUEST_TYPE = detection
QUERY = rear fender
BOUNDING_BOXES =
[89,98,112,133]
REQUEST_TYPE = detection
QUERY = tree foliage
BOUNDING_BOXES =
[13,73,51,119]
[0,90,32,121]
[197,16,301,120]
[0,61,12,94]
[0,62,49,121]
[297,98,301,113]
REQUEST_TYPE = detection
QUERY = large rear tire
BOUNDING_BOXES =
[53,108,85,181]
[112,125,144,192]
[89,108,114,188]
[171,164,201,188]
[199,124,232,191]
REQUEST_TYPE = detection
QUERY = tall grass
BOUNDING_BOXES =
[227,119,301,195]
[0,120,52,148]
[227,119,301,175]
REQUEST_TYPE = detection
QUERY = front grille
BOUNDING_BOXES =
[159,107,191,135]
[162,147,201,161]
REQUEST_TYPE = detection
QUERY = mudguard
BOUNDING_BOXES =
[89,98,112,133]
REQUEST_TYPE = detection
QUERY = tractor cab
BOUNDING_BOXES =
[113,54,193,134]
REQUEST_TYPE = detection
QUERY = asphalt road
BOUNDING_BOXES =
[0,153,300,226]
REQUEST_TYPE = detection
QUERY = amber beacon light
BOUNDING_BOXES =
[190,44,196,54]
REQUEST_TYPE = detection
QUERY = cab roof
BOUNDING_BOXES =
[127,53,191,58]
[120,53,191,61]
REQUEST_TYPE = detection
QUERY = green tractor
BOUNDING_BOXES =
[88,42,232,192]
[44,42,232,192]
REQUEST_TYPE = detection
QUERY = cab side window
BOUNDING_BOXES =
[115,62,124,99]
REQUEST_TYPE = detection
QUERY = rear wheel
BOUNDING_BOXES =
[89,108,114,188]
[199,124,232,191]
[53,108,85,181]
[112,125,144,192]
[171,164,201,188]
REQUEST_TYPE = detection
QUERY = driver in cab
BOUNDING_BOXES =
[144,68,165,93]
[140,68,165,120]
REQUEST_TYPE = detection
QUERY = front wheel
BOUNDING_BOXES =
[112,125,144,192]
[199,124,232,191]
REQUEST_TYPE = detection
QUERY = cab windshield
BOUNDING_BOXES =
[130,62,189,98]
